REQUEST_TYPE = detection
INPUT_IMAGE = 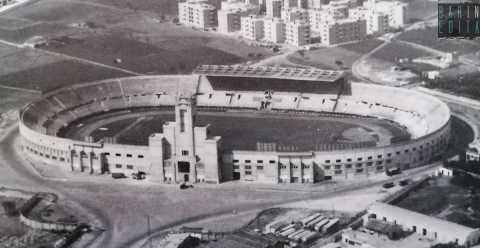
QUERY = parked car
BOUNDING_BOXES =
[111,173,126,179]
[132,171,146,180]
[399,179,410,186]
[180,183,193,190]
[382,182,395,189]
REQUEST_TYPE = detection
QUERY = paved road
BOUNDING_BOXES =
[0,126,112,248]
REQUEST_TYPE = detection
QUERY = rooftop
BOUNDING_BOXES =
[369,202,477,238]
[193,65,345,82]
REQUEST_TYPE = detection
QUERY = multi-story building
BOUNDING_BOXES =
[349,7,389,34]
[283,0,298,9]
[264,18,286,43]
[179,0,218,29]
[307,0,328,9]
[217,2,259,34]
[319,18,366,45]
[281,7,309,23]
[285,21,310,47]
[241,15,265,40]
[308,8,327,32]
[218,9,242,33]
[363,0,407,28]
[266,0,282,18]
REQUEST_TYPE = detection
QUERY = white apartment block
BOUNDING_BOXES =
[264,18,286,43]
[363,0,407,28]
[179,1,218,29]
[281,7,309,23]
[266,0,282,18]
[286,21,310,47]
[241,15,265,40]
[307,0,327,9]
[283,0,298,9]
[217,2,259,34]
[319,18,366,45]
[245,0,260,5]
[349,7,389,34]
[218,9,242,33]
[308,8,326,32]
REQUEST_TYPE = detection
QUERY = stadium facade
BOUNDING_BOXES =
[19,65,451,184]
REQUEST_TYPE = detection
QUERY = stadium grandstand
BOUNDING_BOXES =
[19,65,450,184]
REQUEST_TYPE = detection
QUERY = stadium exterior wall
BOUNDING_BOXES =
[18,75,451,184]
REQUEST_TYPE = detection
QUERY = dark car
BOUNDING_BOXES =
[111,173,126,179]
[382,182,395,189]
[132,171,146,180]
[180,183,194,190]
[399,179,410,186]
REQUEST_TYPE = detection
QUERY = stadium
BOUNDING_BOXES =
[19,65,451,184]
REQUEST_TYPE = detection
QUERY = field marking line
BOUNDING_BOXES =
[112,116,150,140]
[0,84,42,94]
[38,49,144,76]
[0,38,143,76]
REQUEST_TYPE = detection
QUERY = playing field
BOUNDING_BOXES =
[61,109,410,152]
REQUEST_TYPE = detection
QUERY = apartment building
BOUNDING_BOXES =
[264,17,286,43]
[241,15,265,40]
[319,18,366,45]
[179,0,218,29]
[286,21,310,46]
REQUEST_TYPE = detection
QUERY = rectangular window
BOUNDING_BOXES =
[269,160,276,163]
[257,166,264,170]
[126,165,134,170]
[126,154,132,158]
[116,164,122,168]
[368,156,372,160]
[245,165,252,169]
[233,165,239,169]
[377,155,382,159]
[233,159,239,163]
[116,153,121,157]
[180,109,186,132]
[138,155,144,158]
[336,159,341,163]
[182,150,189,156]
[245,171,252,175]
[325,160,331,163]
[257,160,263,163]
[245,160,251,163]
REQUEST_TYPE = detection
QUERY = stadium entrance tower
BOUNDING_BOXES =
[149,96,222,184]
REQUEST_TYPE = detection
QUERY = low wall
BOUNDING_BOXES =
[20,213,77,232]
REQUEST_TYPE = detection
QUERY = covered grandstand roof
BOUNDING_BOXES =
[193,65,345,82]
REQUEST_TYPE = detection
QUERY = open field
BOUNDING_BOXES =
[371,40,434,62]
[0,60,130,92]
[403,0,438,22]
[395,176,480,228]
[0,0,272,79]
[425,65,480,100]
[397,26,480,54]
[288,39,383,70]
[61,109,410,151]
[43,31,246,75]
